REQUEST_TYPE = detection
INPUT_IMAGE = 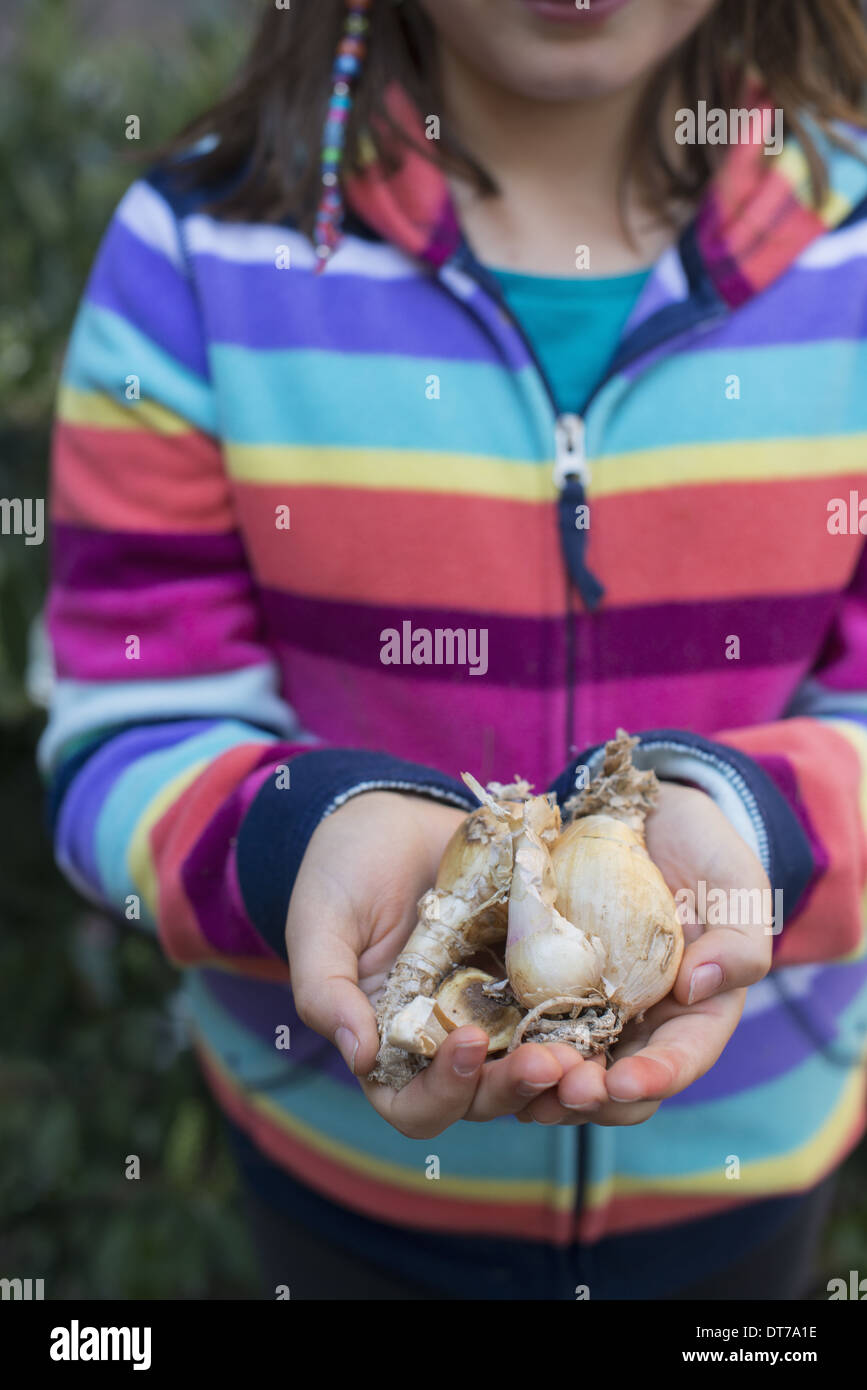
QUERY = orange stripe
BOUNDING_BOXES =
[197,1043,572,1242]
[720,718,867,965]
[52,422,235,533]
[233,476,862,613]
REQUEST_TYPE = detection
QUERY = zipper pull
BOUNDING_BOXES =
[553,413,605,612]
[553,414,588,489]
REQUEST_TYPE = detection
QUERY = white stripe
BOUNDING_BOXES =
[438,263,478,302]
[38,665,314,772]
[654,245,690,302]
[795,219,867,269]
[116,180,186,272]
[182,215,421,279]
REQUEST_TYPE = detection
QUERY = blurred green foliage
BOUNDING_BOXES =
[0,0,260,1298]
[0,0,865,1303]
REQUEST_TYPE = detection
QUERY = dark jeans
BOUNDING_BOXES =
[236,1157,838,1301]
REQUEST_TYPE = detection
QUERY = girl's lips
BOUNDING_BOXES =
[520,0,634,23]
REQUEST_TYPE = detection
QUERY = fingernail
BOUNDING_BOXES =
[517,1079,555,1097]
[453,1042,486,1077]
[562,1100,601,1113]
[335,1026,359,1074]
[688,962,724,1005]
[607,1076,645,1103]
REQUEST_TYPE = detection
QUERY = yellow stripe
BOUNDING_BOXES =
[199,1039,573,1209]
[226,434,867,501]
[775,142,850,226]
[127,757,212,912]
[586,1060,865,1208]
[57,385,191,436]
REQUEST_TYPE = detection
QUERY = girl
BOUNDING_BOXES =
[43,0,867,1299]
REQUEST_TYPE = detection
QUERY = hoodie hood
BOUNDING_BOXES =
[345,84,867,308]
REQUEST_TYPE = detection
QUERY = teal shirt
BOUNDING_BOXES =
[488,265,652,415]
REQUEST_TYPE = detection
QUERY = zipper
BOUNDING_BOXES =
[553,414,604,612]
[436,239,731,1259]
[442,237,727,618]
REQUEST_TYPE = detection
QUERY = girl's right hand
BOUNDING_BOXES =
[284,790,604,1139]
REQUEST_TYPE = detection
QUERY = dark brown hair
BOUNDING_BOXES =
[159,0,867,234]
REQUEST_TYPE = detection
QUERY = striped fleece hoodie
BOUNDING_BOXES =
[42,89,867,1295]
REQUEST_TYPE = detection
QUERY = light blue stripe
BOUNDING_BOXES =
[798,119,867,205]
[210,346,548,457]
[38,665,301,773]
[94,720,260,918]
[594,341,867,454]
[185,972,568,1181]
[64,302,217,435]
[608,986,867,1179]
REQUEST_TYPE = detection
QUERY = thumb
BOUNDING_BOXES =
[286,907,381,1077]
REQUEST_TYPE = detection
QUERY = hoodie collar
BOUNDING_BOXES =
[345,83,867,309]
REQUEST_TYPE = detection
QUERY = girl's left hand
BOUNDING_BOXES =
[518,781,774,1126]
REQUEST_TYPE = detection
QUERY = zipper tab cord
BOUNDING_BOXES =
[554,414,605,611]
[558,478,604,611]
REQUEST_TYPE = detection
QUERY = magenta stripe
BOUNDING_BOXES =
[181,748,308,957]
[744,751,829,936]
[48,579,266,680]
[275,647,808,791]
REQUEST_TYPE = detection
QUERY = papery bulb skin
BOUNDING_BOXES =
[506,914,607,1009]
[550,814,683,1020]
[505,797,607,1010]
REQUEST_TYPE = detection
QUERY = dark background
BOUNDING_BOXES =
[1,0,865,1298]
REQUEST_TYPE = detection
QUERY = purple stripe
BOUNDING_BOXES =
[192,252,530,364]
[198,968,357,1088]
[665,959,867,1106]
[88,218,209,377]
[53,523,246,590]
[197,957,867,1107]
[56,721,215,892]
[259,588,837,686]
[680,258,867,351]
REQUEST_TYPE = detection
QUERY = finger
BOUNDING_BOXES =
[674,922,773,1007]
[514,1048,603,1124]
[287,914,381,1075]
[603,990,745,1111]
[361,1026,489,1138]
[554,1052,610,1115]
[462,1042,568,1122]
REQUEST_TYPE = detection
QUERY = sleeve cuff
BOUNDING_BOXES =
[236,749,477,958]
[548,728,815,928]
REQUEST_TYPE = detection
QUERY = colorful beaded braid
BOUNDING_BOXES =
[313,0,374,271]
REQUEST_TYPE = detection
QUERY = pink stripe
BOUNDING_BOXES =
[275,645,807,790]
[48,578,266,679]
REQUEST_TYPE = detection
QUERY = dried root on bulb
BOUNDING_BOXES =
[369,777,533,1089]
[370,733,684,1091]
